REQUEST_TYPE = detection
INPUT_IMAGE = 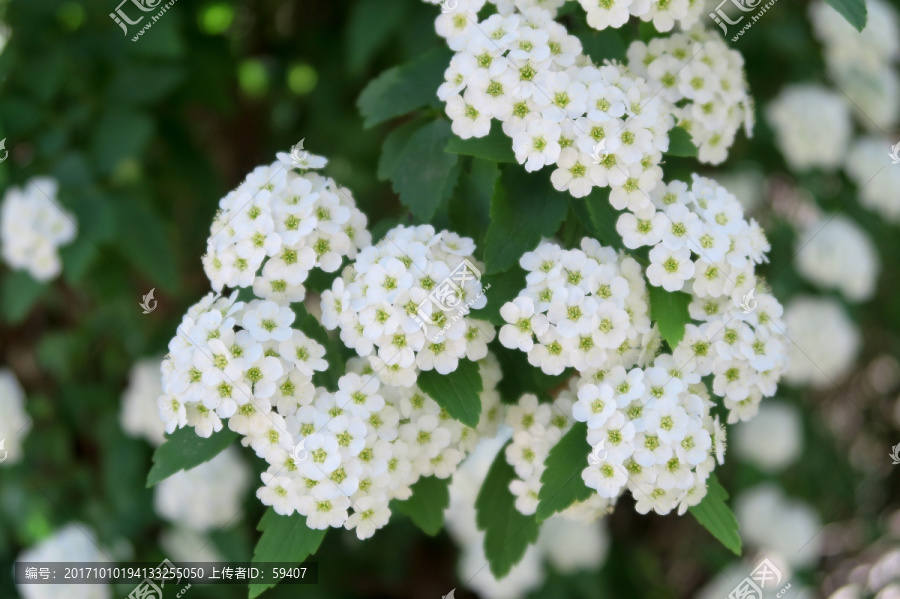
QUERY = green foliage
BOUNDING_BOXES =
[445,123,517,163]
[478,267,528,326]
[146,426,239,488]
[666,126,699,158]
[1,271,46,324]
[418,359,483,427]
[250,509,328,598]
[648,286,693,349]
[536,422,592,522]
[476,442,541,578]
[483,166,569,274]
[824,0,868,31]
[388,119,459,221]
[357,47,452,128]
[392,476,451,536]
[689,473,743,556]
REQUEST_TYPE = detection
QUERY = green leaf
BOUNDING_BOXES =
[249,509,327,598]
[112,200,179,292]
[391,119,459,221]
[90,108,154,174]
[146,426,239,487]
[1,271,47,324]
[346,0,409,72]
[648,286,692,349]
[581,187,625,250]
[448,157,497,242]
[378,118,425,181]
[357,46,452,128]
[535,422,592,522]
[445,123,516,163]
[483,167,569,275]
[476,442,541,578]
[392,476,450,536]
[689,473,742,556]
[824,0,867,31]
[478,267,526,327]
[418,359,483,427]
[574,28,626,64]
[666,126,699,158]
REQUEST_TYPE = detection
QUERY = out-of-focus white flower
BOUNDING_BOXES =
[0,367,30,465]
[537,514,609,573]
[782,296,860,389]
[154,446,251,531]
[735,484,822,568]
[845,136,900,224]
[120,357,167,446]
[0,177,77,281]
[17,523,112,599]
[766,85,852,171]
[733,401,803,472]
[794,214,879,302]
[159,527,224,564]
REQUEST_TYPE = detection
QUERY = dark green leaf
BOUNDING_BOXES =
[90,109,154,174]
[418,359,483,427]
[146,426,239,487]
[391,119,459,221]
[648,286,692,349]
[392,476,450,536]
[357,46,452,128]
[689,473,742,556]
[112,200,179,291]
[445,123,516,163]
[476,442,541,578]
[581,187,625,250]
[478,267,526,326]
[346,0,409,72]
[249,509,327,598]
[449,157,497,242]
[824,0,867,31]
[1,271,47,324]
[666,126,699,158]
[378,118,426,181]
[536,422,591,522]
[575,28,626,63]
[483,167,569,274]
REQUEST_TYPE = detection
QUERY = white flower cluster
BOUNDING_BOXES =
[498,239,650,374]
[0,177,77,281]
[809,0,900,130]
[626,28,754,165]
[17,524,111,599]
[794,214,879,302]
[155,446,251,531]
[321,224,495,384]
[202,154,370,302]
[428,0,675,201]
[735,484,822,568]
[844,136,900,224]
[575,0,704,31]
[782,295,860,389]
[0,367,30,465]
[120,357,167,446]
[765,84,852,171]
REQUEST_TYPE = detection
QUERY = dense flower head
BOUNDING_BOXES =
[626,28,754,164]
[766,84,852,170]
[202,153,370,302]
[0,177,77,281]
[321,224,495,385]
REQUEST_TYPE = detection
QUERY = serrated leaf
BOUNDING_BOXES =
[825,0,867,31]
[391,119,459,221]
[476,442,541,578]
[478,267,527,327]
[418,360,483,427]
[581,187,625,250]
[445,123,516,163]
[357,46,452,128]
[392,476,450,536]
[146,426,239,487]
[666,126,699,158]
[483,167,569,274]
[648,285,692,349]
[536,422,591,522]
[249,509,327,598]
[377,118,425,181]
[689,473,742,556]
